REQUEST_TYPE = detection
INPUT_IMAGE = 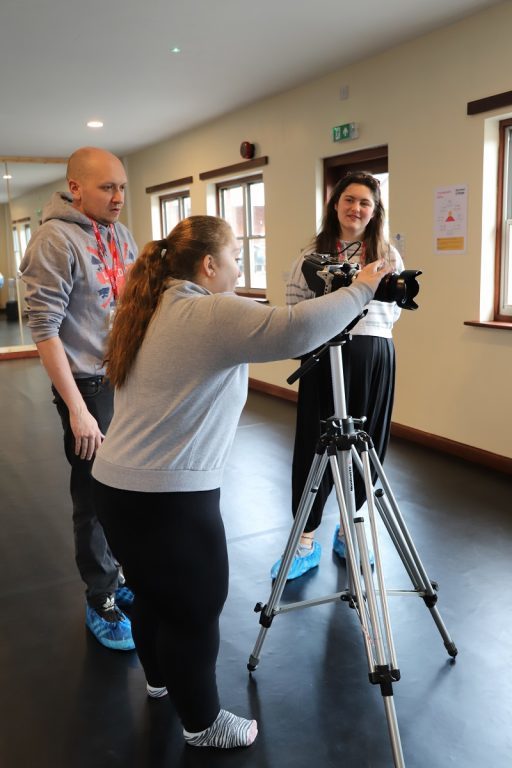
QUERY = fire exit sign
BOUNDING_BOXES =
[332,122,359,142]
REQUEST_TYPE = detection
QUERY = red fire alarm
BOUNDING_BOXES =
[240,141,255,159]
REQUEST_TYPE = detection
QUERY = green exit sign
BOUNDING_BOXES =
[332,122,359,142]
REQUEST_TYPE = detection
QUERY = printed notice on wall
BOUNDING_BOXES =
[434,185,468,255]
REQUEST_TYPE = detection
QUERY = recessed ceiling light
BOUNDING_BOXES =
[170,47,181,54]
[3,174,12,179]
[87,120,104,128]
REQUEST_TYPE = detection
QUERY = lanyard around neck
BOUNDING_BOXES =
[90,220,125,302]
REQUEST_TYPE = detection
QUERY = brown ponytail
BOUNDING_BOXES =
[106,215,232,387]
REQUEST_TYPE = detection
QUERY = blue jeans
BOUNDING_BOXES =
[53,377,119,607]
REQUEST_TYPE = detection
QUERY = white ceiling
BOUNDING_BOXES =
[0,0,501,202]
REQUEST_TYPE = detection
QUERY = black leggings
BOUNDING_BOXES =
[93,482,228,732]
[292,336,395,531]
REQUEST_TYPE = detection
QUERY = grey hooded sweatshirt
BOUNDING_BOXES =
[20,192,138,376]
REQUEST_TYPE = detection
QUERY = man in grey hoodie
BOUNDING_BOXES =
[20,147,138,650]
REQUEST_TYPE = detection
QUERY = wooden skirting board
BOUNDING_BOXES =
[248,378,512,475]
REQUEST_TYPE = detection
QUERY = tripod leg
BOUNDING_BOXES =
[360,449,399,672]
[368,446,458,659]
[352,443,434,592]
[332,447,398,674]
[330,450,406,768]
[336,444,358,575]
[328,450,374,661]
[248,451,330,671]
[383,690,406,768]
[373,490,419,585]
[330,450,397,674]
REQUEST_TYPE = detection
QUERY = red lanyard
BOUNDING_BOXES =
[336,240,366,265]
[90,220,125,302]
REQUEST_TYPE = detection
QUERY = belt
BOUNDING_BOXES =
[74,375,106,385]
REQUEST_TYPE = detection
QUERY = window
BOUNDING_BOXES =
[12,226,21,270]
[217,176,266,293]
[496,118,512,319]
[160,191,191,237]
[20,223,31,256]
[12,220,32,271]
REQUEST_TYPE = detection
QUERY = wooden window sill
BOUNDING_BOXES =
[464,320,512,330]
[236,291,268,303]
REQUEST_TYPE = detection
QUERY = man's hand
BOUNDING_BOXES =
[36,337,104,460]
[69,404,105,460]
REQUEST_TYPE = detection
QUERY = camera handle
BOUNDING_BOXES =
[286,311,367,387]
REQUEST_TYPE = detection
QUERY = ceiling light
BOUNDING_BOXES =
[87,120,104,128]
[3,174,12,179]
[170,47,181,54]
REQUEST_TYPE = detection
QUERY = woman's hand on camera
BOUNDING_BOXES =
[354,259,392,295]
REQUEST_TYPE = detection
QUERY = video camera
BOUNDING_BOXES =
[302,251,421,310]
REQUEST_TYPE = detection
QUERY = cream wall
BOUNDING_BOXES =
[9,176,65,227]
[124,2,511,460]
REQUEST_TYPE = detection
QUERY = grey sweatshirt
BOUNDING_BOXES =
[92,278,374,493]
[20,192,138,376]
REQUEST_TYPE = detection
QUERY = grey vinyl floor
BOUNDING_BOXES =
[0,358,511,768]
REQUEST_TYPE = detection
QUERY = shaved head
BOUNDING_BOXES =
[67,146,128,224]
[67,146,124,183]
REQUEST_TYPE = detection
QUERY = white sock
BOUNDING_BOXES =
[297,541,313,557]
[183,709,258,748]
[146,684,168,699]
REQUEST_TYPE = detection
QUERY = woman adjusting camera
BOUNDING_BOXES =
[91,215,389,749]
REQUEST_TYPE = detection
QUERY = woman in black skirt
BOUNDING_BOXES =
[271,171,404,580]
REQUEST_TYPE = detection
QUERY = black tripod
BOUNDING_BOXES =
[247,320,458,768]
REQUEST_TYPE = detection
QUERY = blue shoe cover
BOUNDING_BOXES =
[115,585,135,609]
[332,524,374,566]
[86,602,135,651]
[270,540,322,581]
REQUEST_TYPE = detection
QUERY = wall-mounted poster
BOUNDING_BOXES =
[434,184,468,255]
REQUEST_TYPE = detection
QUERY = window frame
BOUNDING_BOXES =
[216,174,266,297]
[495,117,512,321]
[159,190,191,238]
[11,225,21,271]
[11,217,31,271]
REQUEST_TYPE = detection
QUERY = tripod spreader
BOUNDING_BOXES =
[322,416,372,453]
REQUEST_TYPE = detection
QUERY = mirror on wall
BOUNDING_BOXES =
[0,156,67,359]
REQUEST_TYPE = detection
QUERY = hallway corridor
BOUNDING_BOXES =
[1,358,511,768]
